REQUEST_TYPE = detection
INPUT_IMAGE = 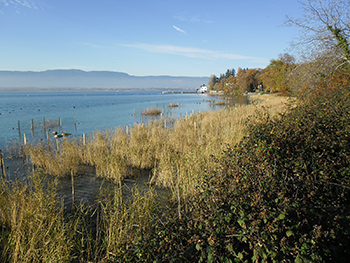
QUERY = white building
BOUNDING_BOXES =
[197,84,208,93]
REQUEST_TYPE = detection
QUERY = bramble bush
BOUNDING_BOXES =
[119,88,350,262]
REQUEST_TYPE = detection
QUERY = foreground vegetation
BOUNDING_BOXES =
[1,87,349,262]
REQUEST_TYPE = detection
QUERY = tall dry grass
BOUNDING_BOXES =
[150,94,292,197]
[24,95,291,199]
[0,174,72,262]
[25,138,83,176]
[98,184,158,260]
[0,170,161,262]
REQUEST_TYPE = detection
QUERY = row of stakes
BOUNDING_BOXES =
[19,116,76,135]
[2,109,195,180]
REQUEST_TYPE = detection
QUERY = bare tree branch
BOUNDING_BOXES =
[287,0,350,63]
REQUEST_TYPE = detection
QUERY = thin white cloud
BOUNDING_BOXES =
[123,43,267,63]
[0,0,37,9]
[0,0,8,6]
[173,14,214,24]
[173,25,187,34]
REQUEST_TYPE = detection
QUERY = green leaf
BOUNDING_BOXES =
[208,247,215,263]
[237,219,245,228]
[295,256,303,263]
[226,243,234,252]
[196,243,202,251]
[278,213,286,220]
[286,230,293,237]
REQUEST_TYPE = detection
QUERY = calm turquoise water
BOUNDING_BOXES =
[0,90,247,148]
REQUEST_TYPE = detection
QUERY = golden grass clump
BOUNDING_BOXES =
[0,174,73,262]
[99,185,158,257]
[4,139,26,159]
[142,107,161,116]
[167,103,179,107]
[83,130,128,182]
[214,100,226,106]
[25,138,83,176]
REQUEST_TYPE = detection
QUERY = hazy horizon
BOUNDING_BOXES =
[0,69,209,90]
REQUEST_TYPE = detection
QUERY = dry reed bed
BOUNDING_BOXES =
[0,174,72,262]
[0,171,160,262]
[25,95,291,199]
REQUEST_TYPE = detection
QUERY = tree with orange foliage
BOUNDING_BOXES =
[260,53,295,94]
[235,67,261,93]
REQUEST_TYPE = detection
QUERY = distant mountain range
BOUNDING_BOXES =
[0,69,208,91]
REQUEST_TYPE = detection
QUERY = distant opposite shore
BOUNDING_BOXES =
[0,69,208,91]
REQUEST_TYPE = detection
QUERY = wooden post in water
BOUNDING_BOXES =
[58,117,61,133]
[18,120,21,138]
[0,150,6,180]
[74,117,77,133]
[83,133,86,146]
[43,116,46,134]
[23,133,29,164]
[31,119,34,137]
[56,137,59,154]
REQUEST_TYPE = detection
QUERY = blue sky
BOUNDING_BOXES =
[0,0,303,77]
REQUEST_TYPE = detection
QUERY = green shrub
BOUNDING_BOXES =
[122,88,350,262]
[190,88,350,262]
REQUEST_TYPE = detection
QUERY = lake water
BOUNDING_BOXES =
[0,90,248,149]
